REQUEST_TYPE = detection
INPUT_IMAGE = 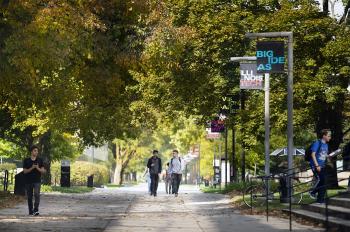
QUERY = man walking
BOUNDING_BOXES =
[23,145,46,216]
[147,150,162,197]
[309,129,331,204]
[169,150,184,197]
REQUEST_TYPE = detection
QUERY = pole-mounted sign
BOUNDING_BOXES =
[239,63,263,90]
[256,41,285,73]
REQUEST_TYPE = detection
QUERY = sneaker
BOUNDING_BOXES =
[33,211,39,216]
[309,191,316,199]
[175,193,178,197]
[154,193,157,197]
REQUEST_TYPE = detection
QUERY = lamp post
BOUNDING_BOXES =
[230,56,257,183]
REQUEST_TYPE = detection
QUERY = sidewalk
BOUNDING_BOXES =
[0,183,322,232]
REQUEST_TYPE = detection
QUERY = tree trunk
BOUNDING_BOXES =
[111,142,136,185]
[340,0,350,23]
[323,0,329,15]
[39,130,52,185]
[113,162,123,185]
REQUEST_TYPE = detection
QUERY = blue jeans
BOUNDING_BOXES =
[25,183,41,214]
[311,168,326,203]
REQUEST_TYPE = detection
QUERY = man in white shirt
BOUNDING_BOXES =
[169,150,183,197]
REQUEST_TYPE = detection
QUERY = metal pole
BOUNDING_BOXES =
[225,126,228,188]
[265,73,270,196]
[241,90,246,182]
[287,34,294,184]
[232,123,236,182]
[219,143,222,189]
[198,144,201,186]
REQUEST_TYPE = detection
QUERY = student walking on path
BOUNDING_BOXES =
[309,129,331,204]
[147,150,162,197]
[23,145,46,216]
[169,150,184,197]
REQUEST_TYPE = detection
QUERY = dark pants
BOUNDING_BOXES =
[172,173,182,194]
[25,183,41,214]
[150,173,159,195]
[311,168,326,203]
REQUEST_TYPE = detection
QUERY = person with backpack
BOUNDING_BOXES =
[169,150,184,197]
[306,129,331,204]
[147,150,162,197]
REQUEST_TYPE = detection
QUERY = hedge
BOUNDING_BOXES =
[0,163,16,172]
[51,161,109,186]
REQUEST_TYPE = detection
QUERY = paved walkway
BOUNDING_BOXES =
[0,183,322,232]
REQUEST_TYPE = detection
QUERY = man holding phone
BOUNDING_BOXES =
[23,145,46,216]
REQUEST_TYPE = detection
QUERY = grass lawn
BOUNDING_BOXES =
[202,183,345,215]
[41,185,95,193]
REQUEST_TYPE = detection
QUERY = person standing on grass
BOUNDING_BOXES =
[309,129,331,204]
[169,150,184,197]
[147,150,162,197]
[23,145,46,216]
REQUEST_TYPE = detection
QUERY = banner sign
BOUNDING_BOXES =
[211,119,225,133]
[240,63,264,89]
[256,41,285,73]
[206,132,221,139]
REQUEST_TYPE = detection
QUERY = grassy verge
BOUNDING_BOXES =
[105,184,121,188]
[41,185,94,194]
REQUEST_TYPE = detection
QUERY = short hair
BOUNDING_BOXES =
[173,149,179,153]
[152,150,159,154]
[30,145,39,152]
[320,129,331,137]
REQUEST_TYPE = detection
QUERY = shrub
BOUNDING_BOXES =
[51,161,109,186]
[0,163,16,172]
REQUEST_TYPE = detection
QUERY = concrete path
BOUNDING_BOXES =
[0,183,322,232]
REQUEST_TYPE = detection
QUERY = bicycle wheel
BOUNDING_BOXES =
[243,184,266,208]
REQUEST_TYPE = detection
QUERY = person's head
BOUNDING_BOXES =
[30,145,39,158]
[152,150,159,156]
[172,149,179,158]
[320,129,331,142]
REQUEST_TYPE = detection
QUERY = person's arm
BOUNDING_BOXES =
[311,152,320,172]
[147,159,151,169]
[311,142,321,173]
[23,165,35,174]
[158,158,162,174]
[36,160,46,174]
[23,159,35,174]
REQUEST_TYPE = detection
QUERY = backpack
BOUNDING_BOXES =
[305,140,321,162]
[171,157,181,166]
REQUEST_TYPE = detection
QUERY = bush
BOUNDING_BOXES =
[51,161,109,186]
[0,163,16,172]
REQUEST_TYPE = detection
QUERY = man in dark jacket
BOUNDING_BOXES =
[147,150,162,197]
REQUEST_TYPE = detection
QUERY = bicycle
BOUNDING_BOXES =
[242,174,306,208]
